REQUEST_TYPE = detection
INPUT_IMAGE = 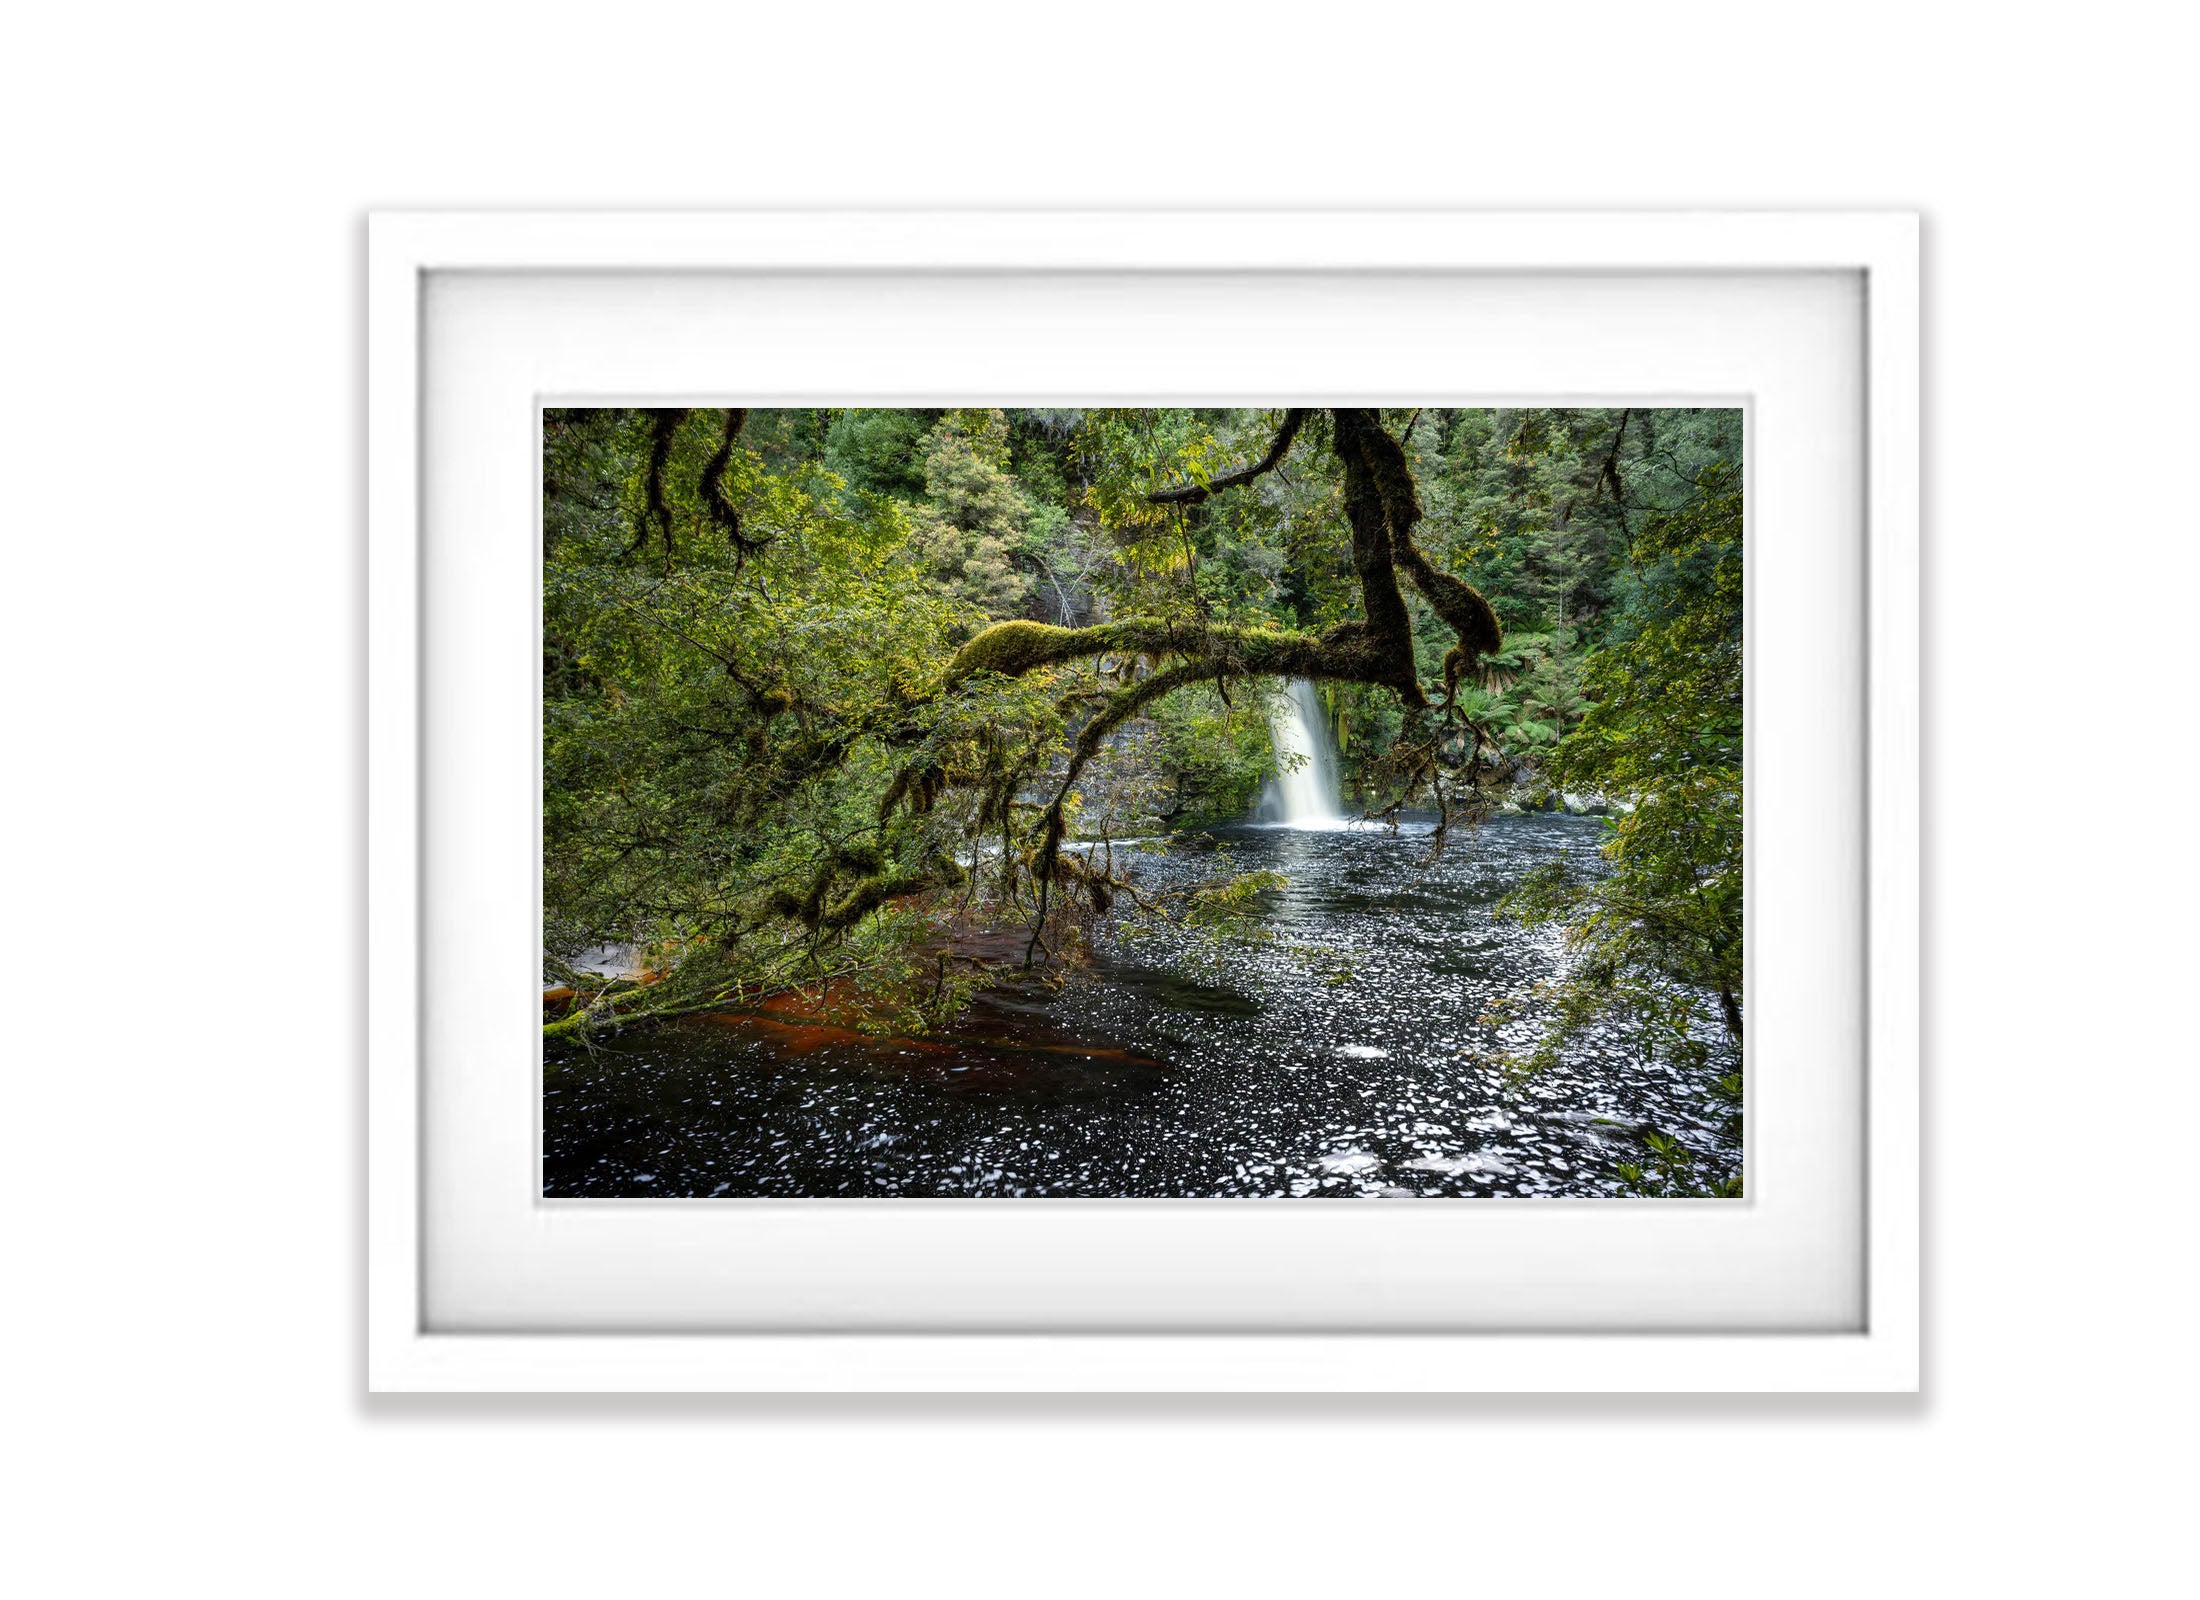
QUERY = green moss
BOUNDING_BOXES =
[818,861,963,932]
[947,619,1083,680]
[875,762,946,820]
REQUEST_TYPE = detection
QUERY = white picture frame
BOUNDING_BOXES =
[368,210,1917,1392]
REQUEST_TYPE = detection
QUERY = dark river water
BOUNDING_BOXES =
[543,814,1743,1199]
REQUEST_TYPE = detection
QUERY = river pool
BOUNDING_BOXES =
[543,813,1742,1198]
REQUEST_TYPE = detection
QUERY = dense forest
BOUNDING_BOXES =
[543,405,1743,1102]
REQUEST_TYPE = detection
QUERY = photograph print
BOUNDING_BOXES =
[542,406,1743,1199]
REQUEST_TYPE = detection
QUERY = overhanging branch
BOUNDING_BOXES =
[625,408,689,559]
[699,407,757,560]
[1146,408,1309,505]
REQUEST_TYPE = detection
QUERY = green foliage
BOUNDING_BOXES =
[1423,406,1740,639]
[1613,1128,1745,1198]
[1113,847,1290,972]
[907,408,1045,620]
[1151,686,1278,825]
[544,405,1743,1056]
[1498,462,1745,1077]
[543,407,1056,1037]
[823,407,934,499]
[1183,862,1290,935]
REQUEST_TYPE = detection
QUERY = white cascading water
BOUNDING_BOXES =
[1265,678,1345,825]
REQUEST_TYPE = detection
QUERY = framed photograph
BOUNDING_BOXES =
[368,210,1917,1391]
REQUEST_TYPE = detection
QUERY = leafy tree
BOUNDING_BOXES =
[541,403,1741,1048]
[1498,461,1745,1072]
[907,408,1041,620]
[543,407,1059,1038]
[822,407,934,499]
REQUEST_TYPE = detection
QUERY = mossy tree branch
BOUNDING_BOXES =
[1023,658,1213,964]
[698,406,767,565]
[947,407,1509,964]
[624,407,688,560]
[569,404,1510,997]
[952,408,1499,708]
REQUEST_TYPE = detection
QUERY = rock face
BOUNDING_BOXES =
[1492,768,1629,817]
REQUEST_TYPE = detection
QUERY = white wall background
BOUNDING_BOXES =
[4,3,2191,1594]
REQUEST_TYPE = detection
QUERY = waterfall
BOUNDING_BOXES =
[1263,678,1345,826]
